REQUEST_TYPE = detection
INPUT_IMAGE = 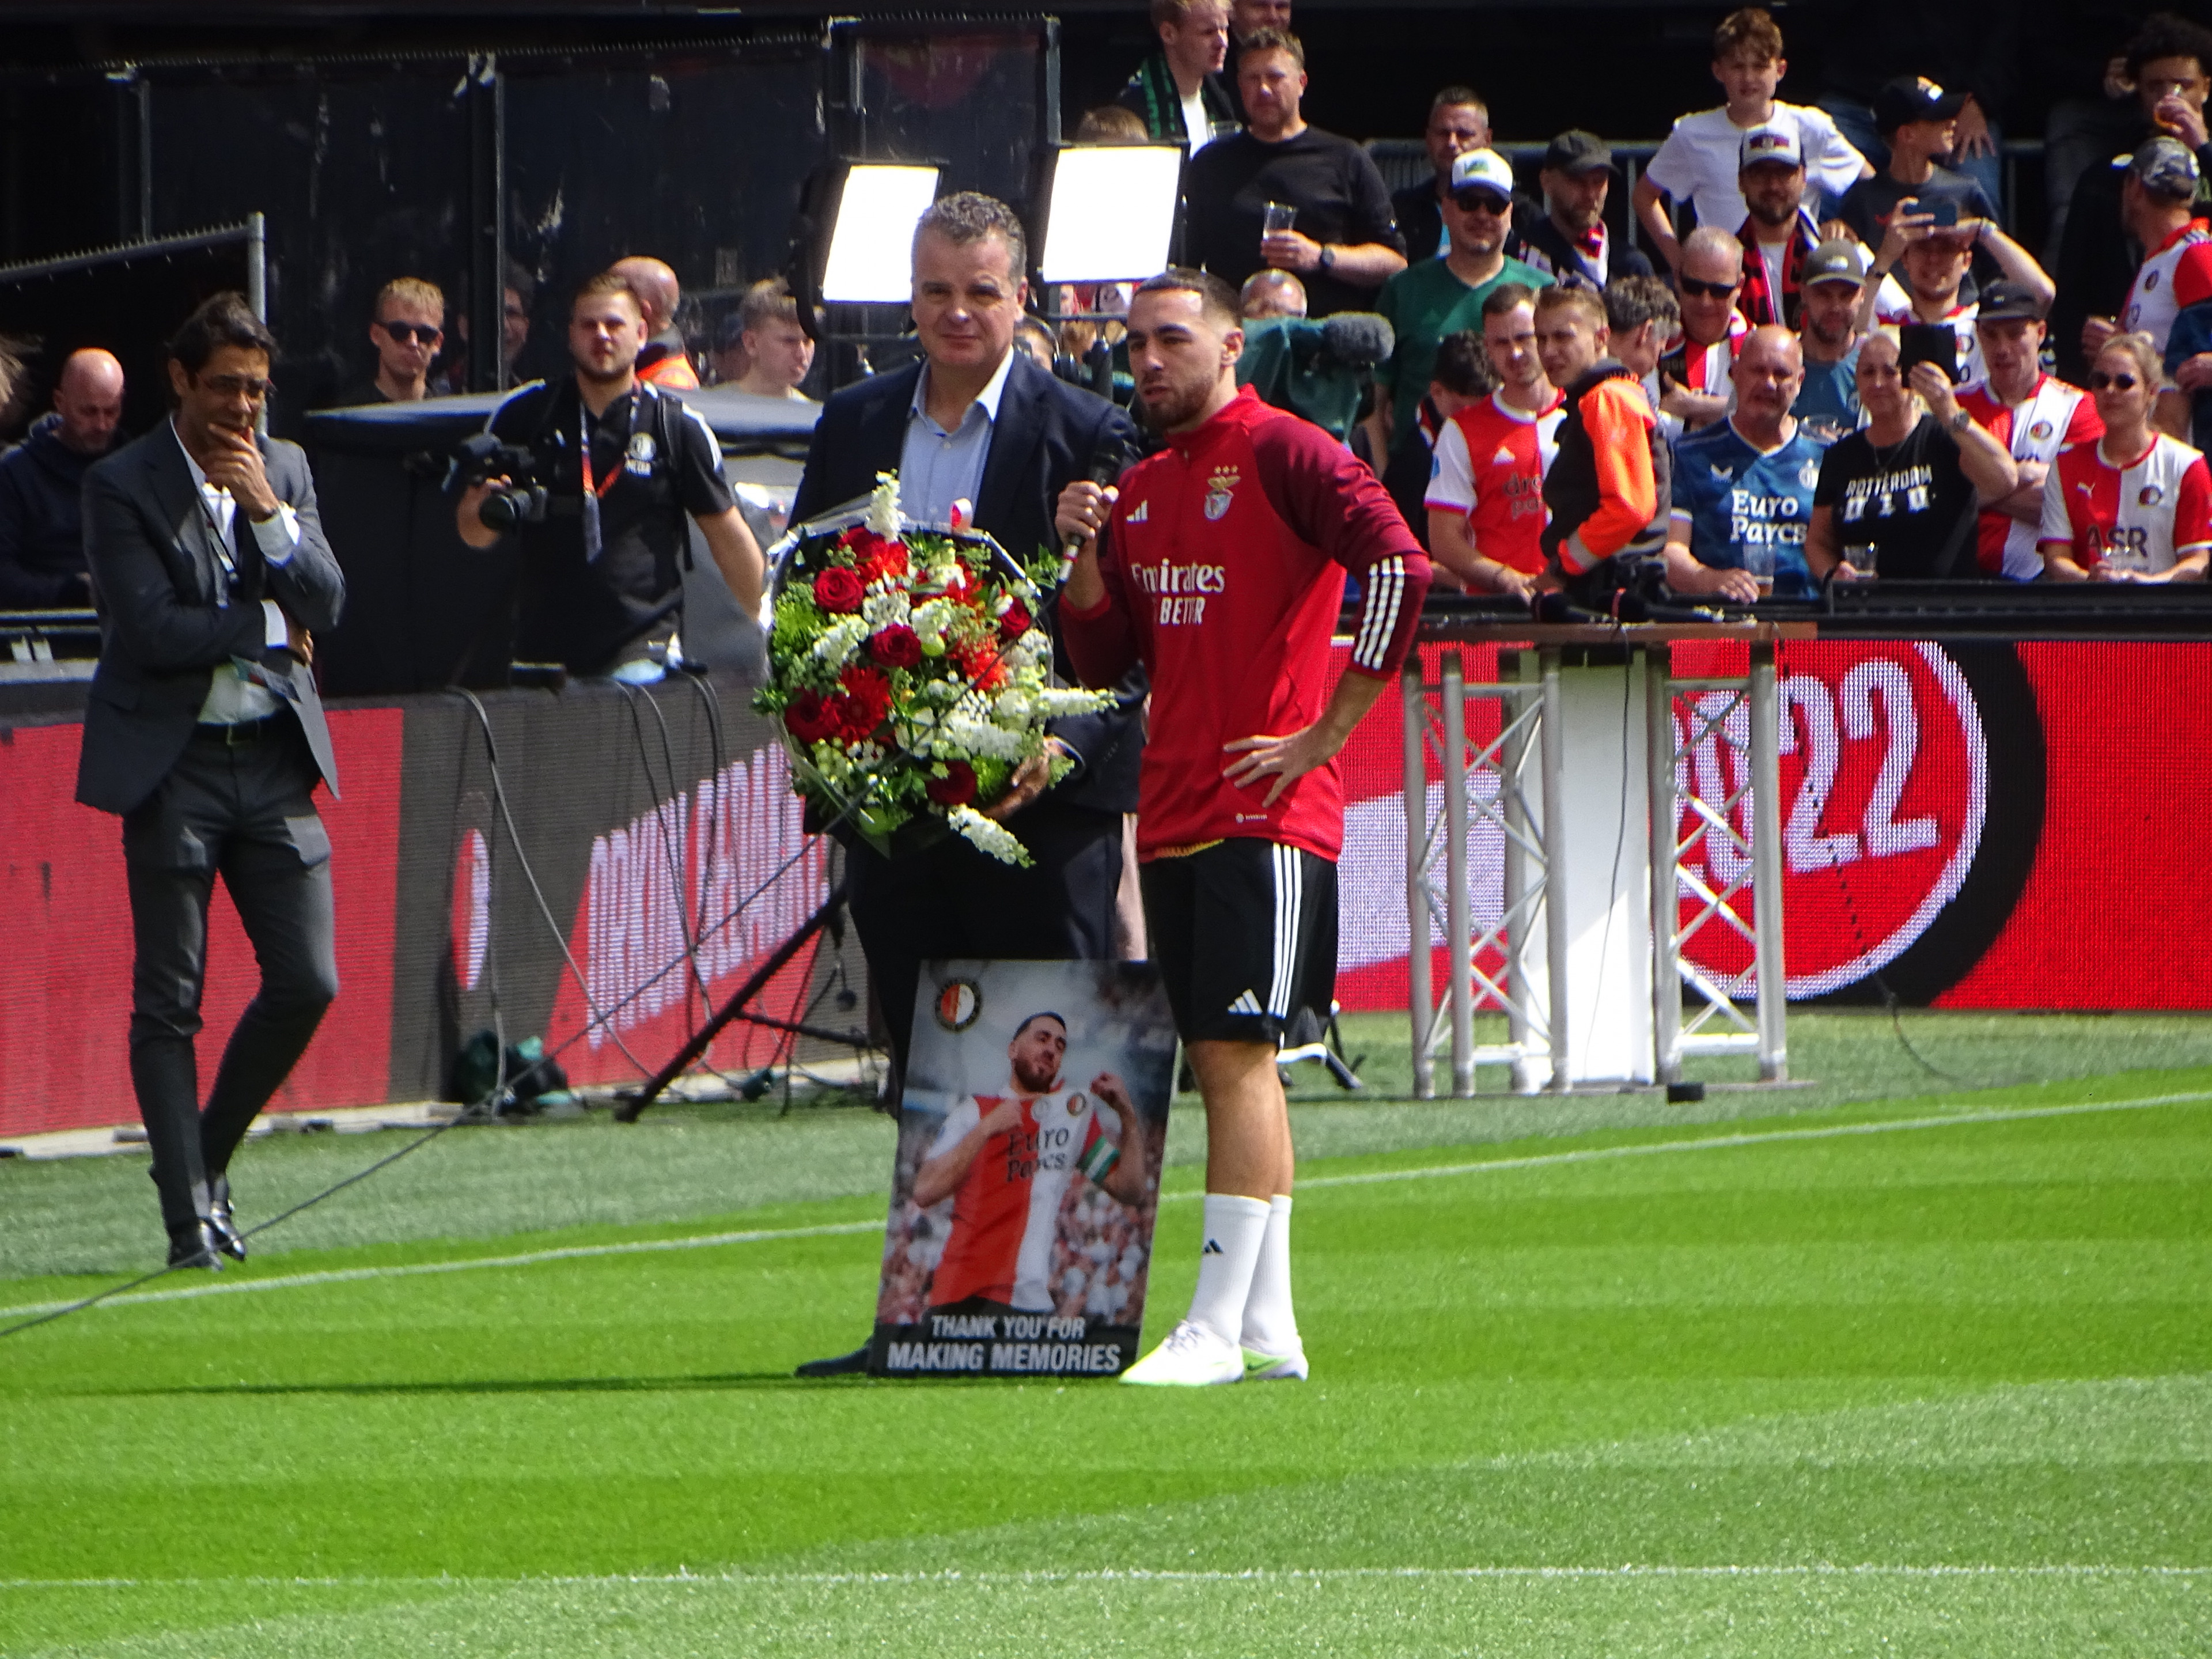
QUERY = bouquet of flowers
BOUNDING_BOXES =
[755,473,1116,866]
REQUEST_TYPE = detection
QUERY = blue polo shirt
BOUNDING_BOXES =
[1668,418,1831,599]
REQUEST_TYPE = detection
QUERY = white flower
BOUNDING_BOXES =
[862,588,911,628]
[937,715,1028,760]
[946,805,1031,866]
[991,687,1033,726]
[1035,685,1118,717]
[866,472,903,537]
[810,616,866,670]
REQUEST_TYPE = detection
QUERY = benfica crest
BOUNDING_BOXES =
[1203,464,1240,521]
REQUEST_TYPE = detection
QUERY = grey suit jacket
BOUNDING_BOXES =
[74,423,346,816]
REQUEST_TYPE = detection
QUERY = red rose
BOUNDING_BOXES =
[869,624,923,669]
[812,566,865,614]
[835,665,893,740]
[782,689,841,744]
[926,760,978,806]
[998,599,1032,641]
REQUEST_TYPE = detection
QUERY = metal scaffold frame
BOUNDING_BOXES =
[1403,627,1789,1099]
[1403,649,1560,1097]
[1646,641,1787,1084]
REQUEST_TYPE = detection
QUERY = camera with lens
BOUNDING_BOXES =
[448,431,550,531]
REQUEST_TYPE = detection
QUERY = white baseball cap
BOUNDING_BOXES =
[1738,123,1803,171]
[1449,148,1517,203]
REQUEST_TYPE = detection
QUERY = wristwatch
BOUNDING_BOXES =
[1317,244,1337,274]
[1949,408,1974,434]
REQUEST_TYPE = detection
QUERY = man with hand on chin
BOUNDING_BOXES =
[77,293,346,1271]
[1058,268,1430,1387]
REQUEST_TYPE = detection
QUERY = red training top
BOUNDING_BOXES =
[1062,385,1430,862]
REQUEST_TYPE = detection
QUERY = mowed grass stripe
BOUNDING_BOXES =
[9,1563,2210,1588]
[5,1086,2204,1324]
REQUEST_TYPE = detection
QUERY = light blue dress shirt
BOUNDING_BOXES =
[896,349,1016,528]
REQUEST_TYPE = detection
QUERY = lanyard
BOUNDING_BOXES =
[578,396,630,563]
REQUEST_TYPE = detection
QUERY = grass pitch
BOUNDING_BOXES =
[2,1014,2209,1655]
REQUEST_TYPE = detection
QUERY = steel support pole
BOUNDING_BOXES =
[1441,650,1475,1097]
[1403,660,1434,1100]
[1748,641,1788,1081]
[1646,643,1683,1085]
[1538,646,1570,1091]
[1499,650,1537,1094]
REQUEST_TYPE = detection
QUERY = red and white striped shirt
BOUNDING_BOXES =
[2123,218,2212,357]
[2038,433,2212,575]
[1957,375,2104,578]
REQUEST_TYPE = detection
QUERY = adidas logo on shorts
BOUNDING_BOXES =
[1228,990,1263,1016]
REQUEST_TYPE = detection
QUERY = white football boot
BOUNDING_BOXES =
[1120,1319,1244,1387]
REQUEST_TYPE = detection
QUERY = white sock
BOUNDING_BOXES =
[1239,1195,1298,1354]
[1184,1194,1270,1343]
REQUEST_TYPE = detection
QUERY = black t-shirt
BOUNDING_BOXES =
[1813,413,1979,581]
[1184,127,1407,316]
[1392,179,1445,263]
[486,376,733,671]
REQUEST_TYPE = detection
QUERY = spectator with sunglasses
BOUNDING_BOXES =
[2041,331,2212,583]
[338,277,444,406]
[1370,148,1550,464]
[1658,228,1748,433]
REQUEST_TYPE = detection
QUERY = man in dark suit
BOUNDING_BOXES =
[787,191,1141,1376]
[77,293,346,1270]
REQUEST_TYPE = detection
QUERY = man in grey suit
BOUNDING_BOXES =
[77,293,347,1270]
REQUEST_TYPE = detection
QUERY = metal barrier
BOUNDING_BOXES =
[1403,624,1792,1098]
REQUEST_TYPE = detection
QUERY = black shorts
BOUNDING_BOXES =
[1140,838,1338,1046]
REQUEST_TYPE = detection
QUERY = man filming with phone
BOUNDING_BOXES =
[455,269,763,681]
[1857,194,2054,389]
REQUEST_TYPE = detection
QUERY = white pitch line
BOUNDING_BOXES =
[0,1219,882,1323]
[5,1088,2207,1325]
[3,1564,2206,1591]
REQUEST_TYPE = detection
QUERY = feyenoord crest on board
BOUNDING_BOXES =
[934,978,982,1032]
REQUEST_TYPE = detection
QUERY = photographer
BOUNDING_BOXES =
[454,270,763,680]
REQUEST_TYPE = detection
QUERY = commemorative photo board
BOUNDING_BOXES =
[869,959,1177,1380]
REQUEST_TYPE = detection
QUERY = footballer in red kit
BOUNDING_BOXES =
[1058,267,1430,1388]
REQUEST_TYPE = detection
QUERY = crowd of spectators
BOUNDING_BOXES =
[9,2,2212,616]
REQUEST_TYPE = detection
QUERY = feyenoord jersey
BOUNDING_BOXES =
[1424,389,1567,574]
[2123,218,2212,355]
[1958,376,2104,578]
[927,1087,1119,1312]
[2039,434,2212,574]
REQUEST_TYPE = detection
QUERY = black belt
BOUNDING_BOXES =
[192,713,289,745]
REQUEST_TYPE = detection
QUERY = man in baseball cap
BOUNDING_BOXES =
[1505,130,1654,293]
[1836,77,1999,258]
[1734,123,1822,328]
[2105,134,2212,448]
[1957,279,2105,578]
[1369,146,1553,460]
[1791,238,1870,443]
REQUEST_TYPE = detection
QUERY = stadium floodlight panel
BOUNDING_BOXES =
[1039,145,1183,285]
[820,165,942,304]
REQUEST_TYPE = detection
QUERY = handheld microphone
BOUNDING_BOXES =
[1056,442,1129,587]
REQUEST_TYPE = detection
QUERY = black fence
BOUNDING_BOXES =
[0,18,1059,442]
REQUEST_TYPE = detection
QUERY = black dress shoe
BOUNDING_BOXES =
[207,1197,247,1263]
[166,1222,225,1271]
[794,1343,870,1378]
